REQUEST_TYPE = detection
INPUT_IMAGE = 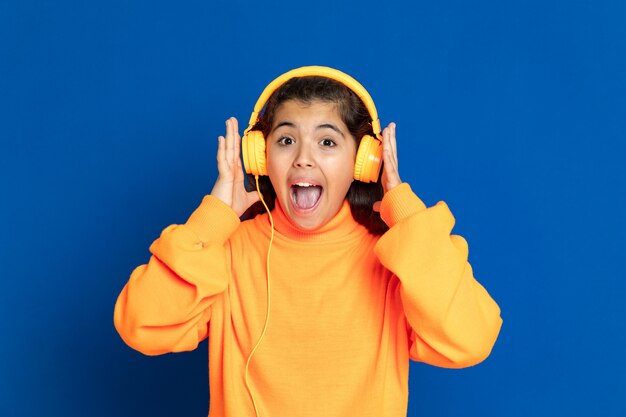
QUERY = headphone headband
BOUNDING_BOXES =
[244,66,381,138]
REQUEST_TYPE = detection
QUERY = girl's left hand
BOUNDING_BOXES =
[373,122,402,212]
[380,122,402,192]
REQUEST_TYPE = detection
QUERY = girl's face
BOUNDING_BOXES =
[266,99,357,230]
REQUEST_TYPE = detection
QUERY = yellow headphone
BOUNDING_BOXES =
[241,66,384,183]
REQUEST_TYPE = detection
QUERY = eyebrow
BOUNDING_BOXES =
[272,121,345,138]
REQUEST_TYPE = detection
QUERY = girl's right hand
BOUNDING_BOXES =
[210,117,260,216]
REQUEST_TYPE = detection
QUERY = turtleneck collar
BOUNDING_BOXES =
[265,199,366,243]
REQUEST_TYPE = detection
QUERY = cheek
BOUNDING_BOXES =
[329,160,355,194]
[329,148,355,181]
[265,149,287,192]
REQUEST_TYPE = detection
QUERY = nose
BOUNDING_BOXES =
[293,143,315,168]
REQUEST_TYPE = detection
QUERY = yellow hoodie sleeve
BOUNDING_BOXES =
[114,195,240,356]
[374,183,502,368]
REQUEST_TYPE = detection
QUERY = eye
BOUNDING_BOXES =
[320,138,336,147]
[278,136,294,145]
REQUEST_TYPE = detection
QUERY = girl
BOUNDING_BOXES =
[114,66,502,417]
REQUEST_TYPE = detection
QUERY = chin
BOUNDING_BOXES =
[288,212,326,231]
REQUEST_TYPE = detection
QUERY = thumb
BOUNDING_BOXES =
[372,201,381,213]
[247,190,262,206]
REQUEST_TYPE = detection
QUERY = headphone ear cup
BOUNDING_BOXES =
[242,130,268,176]
[354,135,383,183]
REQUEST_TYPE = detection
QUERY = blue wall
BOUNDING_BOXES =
[1,1,625,415]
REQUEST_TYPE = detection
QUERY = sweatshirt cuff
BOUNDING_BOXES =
[379,183,427,227]
[185,195,240,243]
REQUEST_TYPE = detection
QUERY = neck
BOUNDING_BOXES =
[269,200,365,242]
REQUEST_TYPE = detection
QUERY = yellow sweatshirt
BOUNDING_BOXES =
[114,183,502,417]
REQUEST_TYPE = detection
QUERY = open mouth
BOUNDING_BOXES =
[290,182,323,211]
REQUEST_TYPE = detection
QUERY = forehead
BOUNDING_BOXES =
[271,100,345,128]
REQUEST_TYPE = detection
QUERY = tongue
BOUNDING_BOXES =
[293,186,322,209]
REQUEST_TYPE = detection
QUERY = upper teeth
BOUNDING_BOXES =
[295,182,314,187]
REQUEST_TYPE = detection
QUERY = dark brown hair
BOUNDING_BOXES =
[242,76,388,235]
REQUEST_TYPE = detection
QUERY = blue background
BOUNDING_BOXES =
[1,0,625,416]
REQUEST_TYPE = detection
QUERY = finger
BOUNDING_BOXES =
[387,123,402,190]
[386,124,399,171]
[372,201,381,212]
[232,117,242,174]
[382,126,395,168]
[232,118,246,183]
[389,122,398,164]
[225,118,235,170]
[247,190,261,206]
[381,123,401,190]
[232,117,239,137]
[383,144,399,181]
[234,152,245,183]
[216,135,227,173]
